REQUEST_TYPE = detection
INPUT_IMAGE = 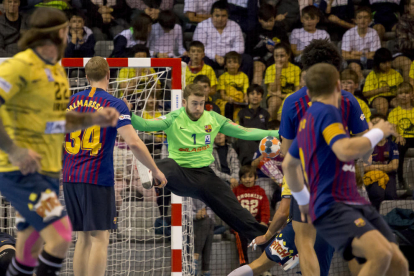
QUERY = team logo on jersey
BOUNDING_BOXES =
[0,77,11,93]
[158,116,167,120]
[44,68,54,82]
[205,135,211,145]
[360,114,365,121]
[119,115,131,120]
[28,189,64,222]
[205,125,212,133]
[269,238,292,259]
[354,218,366,227]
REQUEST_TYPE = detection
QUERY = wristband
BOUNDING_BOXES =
[363,128,384,149]
[291,186,310,206]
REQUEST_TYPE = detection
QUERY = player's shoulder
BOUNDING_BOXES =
[1,49,35,70]
[341,90,360,104]
[284,86,307,104]
[308,102,336,118]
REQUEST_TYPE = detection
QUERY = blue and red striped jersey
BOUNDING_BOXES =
[289,103,369,221]
[279,87,368,140]
[62,87,131,186]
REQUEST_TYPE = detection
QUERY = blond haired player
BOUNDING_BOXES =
[0,8,120,276]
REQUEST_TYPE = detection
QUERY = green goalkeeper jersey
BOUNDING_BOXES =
[131,108,279,168]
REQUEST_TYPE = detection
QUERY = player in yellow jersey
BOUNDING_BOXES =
[0,8,120,276]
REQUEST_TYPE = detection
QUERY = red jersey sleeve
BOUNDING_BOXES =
[258,187,270,225]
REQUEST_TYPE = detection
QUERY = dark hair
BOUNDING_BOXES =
[142,0,162,9]
[131,13,153,41]
[158,10,176,31]
[258,4,276,21]
[193,75,211,86]
[398,82,414,94]
[239,165,257,179]
[224,51,241,65]
[210,0,229,15]
[340,69,359,84]
[189,40,205,52]
[129,44,150,57]
[247,84,264,97]
[18,7,68,50]
[183,83,205,99]
[370,113,387,121]
[301,39,342,71]
[268,120,280,130]
[301,5,320,19]
[67,8,86,21]
[274,42,292,60]
[355,6,372,18]
[373,48,393,73]
[305,63,339,98]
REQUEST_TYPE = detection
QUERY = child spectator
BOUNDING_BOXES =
[148,10,186,58]
[363,48,404,115]
[112,13,152,57]
[237,84,270,165]
[193,75,221,113]
[0,0,30,57]
[185,41,217,96]
[246,4,289,84]
[319,0,355,41]
[65,10,95,58]
[210,132,240,189]
[232,165,270,266]
[340,69,372,122]
[388,82,414,189]
[342,6,381,83]
[265,42,301,120]
[364,113,399,210]
[216,51,249,120]
[290,5,330,63]
[184,0,215,23]
[367,0,405,41]
[192,198,214,276]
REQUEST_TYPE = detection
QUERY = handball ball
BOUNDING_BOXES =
[259,136,281,158]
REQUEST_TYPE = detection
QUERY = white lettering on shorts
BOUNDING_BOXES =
[28,189,64,222]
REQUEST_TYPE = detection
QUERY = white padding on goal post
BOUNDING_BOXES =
[171,226,183,249]
[128,58,151,67]
[171,272,183,276]
[82,58,91,67]
[171,89,182,111]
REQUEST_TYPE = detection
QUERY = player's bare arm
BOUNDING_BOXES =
[280,136,293,156]
[117,125,167,187]
[65,107,120,133]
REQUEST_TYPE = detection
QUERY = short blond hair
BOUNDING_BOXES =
[183,83,205,100]
[85,57,109,82]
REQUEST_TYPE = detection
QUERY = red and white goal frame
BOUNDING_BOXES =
[0,57,187,276]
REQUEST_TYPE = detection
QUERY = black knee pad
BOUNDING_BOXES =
[0,248,15,276]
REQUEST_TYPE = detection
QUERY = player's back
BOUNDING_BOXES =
[295,102,368,221]
[279,87,367,140]
[0,49,69,176]
[63,87,130,186]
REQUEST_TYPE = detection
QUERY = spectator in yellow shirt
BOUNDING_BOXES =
[265,42,301,121]
[340,69,371,123]
[216,51,249,120]
[388,82,414,188]
[363,48,404,115]
[185,41,218,96]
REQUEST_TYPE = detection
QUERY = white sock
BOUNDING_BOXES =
[227,265,254,276]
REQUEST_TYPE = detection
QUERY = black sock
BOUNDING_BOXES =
[5,258,34,276]
[36,251,63,276]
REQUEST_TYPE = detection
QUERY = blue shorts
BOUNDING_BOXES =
[63,183,117,231]
[0,171,66,232]
[0,232,15,247]
[313,202,396,263]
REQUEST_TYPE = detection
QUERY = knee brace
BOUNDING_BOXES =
[17,230,40,267]
[51,216,72,243]
[0,248,15,276]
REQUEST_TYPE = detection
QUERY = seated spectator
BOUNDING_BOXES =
[193,75,221,113]
[388,82,414,189]
[216,51,249,120]
[340,69,371,123]
[148,10,186,58]
[393,0,414,83]
[363,48,404,115]
[210,132,240,189]
[342,6,381,84]
[265,42,301,120]
[185,41,217,96]
[193,0,253,80]
[112,13,152,57]
[274,0,300,32]
[319,0,355,41]
[65,10,95,58]
[364,113,399,211]
[246,4,289,85]
[184,0,215,23]
[365,0,405,41]
[192,198,214,276]
[232,165,269,266]
[127,0,174,22]
[0,0,30,57]
[237,84,269,165]
[290,5,330,64]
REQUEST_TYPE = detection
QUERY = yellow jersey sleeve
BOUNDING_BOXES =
[242,73,249,93]
[264,65,275,85]
[363,72,377,93]
[205,65,218,87]
[217,73,227,91]
[410,61,414,80]
[322,123,346,145]
[293,65,301,88]
[387,108,399,126]
[281,176,292,198]
[357,98,371,123]
[0,58,30,103]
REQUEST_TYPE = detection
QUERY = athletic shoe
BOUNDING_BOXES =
[261,271,272,276]
[283,254,299,271]
[136,158,153,189]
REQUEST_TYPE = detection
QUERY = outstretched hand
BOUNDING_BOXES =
[92,107,119,128]
[372,119,397,138]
